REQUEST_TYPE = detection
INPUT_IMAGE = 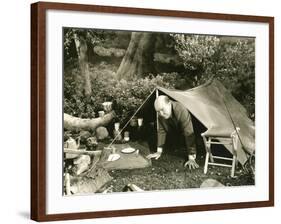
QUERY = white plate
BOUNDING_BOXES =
[107,153,120,162]
[121,147,136,154]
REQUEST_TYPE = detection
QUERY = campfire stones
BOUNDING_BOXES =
[73,155,91,175]
[86,136,98,149]
[96,126,109,140]
[79,130,91,143]
[200,178,225,188]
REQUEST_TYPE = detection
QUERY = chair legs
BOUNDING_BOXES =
[204,152,209,174]
[231,155,237,178]
[202,135,237,177]
[204,152,236,177]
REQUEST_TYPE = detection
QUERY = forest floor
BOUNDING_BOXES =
[65,58,255,194]
[96,141,254,193]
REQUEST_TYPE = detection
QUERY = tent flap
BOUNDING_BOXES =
[157,80,255,165]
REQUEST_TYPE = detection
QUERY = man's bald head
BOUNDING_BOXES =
[154,95,172,119]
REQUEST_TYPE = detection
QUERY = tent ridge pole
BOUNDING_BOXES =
[107,87,157,148]
[156,88,159,131]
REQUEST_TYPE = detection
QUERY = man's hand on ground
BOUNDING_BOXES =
[184,159,199,169]
[146,152,162,160]
[146,147,163,160]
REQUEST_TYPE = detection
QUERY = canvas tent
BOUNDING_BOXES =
[126,79,255,166]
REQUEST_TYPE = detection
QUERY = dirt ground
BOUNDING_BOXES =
[96,141,254,193]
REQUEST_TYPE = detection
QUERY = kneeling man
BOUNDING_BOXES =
[146,95,199,169]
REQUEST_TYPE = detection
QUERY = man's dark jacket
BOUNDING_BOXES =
[157,101,196,155]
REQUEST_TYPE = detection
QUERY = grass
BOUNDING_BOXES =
[97,141,254,193]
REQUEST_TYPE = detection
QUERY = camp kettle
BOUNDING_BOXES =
[64,136,80,149]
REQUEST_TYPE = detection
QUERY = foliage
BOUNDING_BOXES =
[172,34,255,118]
[172,34,220,71]
[64,61,178,125]
[63,28,106,64]
[216,39,255,118]
[63,30,255,122]
[172,34,220,86]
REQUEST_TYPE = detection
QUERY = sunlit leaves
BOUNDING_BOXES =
[172,34,220,71]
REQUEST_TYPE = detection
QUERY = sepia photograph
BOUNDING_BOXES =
[30,1,274,221]
[62,28,255,195]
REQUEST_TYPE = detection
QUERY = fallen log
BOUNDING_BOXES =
[64,111,116,131]
[64,148,102,156]
[64,148,102,159]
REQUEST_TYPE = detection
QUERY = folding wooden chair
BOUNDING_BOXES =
[201,127,240,178]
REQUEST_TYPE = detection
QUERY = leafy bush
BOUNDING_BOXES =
[64,61,178,125]
[64,30,255,123]
[63,28,106,65]
[216,39,255,118]
[172,34,220,71]
[172,34,255,118]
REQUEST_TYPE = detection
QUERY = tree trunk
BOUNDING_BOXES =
[116,32,156,80]
[64,111,115,131]
[74,34,92,96]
